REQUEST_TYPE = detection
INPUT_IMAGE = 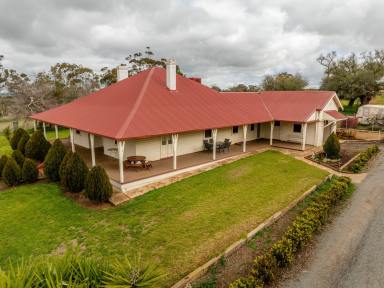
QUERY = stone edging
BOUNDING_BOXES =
[171,175,332,288]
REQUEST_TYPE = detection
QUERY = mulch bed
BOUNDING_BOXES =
[64,191,113,210]
[305,141,378,172]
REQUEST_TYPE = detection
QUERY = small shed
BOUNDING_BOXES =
[356,104,384,125]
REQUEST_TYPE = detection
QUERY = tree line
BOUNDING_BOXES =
[1,48,384,119]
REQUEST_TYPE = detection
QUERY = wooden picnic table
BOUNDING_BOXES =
[126,155,146,164]
[125,156,152,170]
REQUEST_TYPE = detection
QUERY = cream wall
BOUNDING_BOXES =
[73,130,90,148]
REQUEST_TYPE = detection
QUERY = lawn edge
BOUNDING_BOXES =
[171,174,332,288]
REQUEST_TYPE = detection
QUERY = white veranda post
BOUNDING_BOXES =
[302,123,308,151]
[212,128,218,160]
[42,122,47,138]
[242,124,248,152]
[172,134,178,170]
[55,125,59,139]
[270,121,274,146]
[33,120,37,131]
[117,140,125,183]
[69,128,75,152]
[89,134,96,167]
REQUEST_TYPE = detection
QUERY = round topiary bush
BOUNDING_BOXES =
[22,158,38,183]
[0,155,8,177]
[44,139,68,182]
[10,128,28,150]
[12,150,25,167]
[63,152,88,192]
[25,131,51,162]
[2,158,21,186]
[17,133,30,155]
[59,151,73,187]
[84,166,113,202]
[323,132,340,159]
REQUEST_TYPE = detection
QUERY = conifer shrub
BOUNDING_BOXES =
[44,139,67,182]
[323,132,340,159]
[22,158,38,183]
[11,149,25,167]
[10,128,28,150]
[84,166,113,202]
[2,158,21,186]
[63,153,88,192]
[17,133,30,155]
[0,155,8,177]
[59,151,73,188]
[25,131,51,162]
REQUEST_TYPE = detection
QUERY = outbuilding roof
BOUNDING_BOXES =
[30,67,342,140]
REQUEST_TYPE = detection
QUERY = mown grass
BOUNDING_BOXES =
[0,150,328,286]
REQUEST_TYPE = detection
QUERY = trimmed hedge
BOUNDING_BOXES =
[17,133,30,154]
[323,132,340,159]
[2,158,21,186]
[229,176,352,288]
[44,139,67,182]
[11,149,25,167]
[0,155,8,177]
[25,131,51,162]
[22,158,39,183]
[347,145,380,173]
[84,165,113,202]
[10,128,28,150]
[62,152,88,192]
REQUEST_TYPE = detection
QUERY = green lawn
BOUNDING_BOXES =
[0,151,328,286]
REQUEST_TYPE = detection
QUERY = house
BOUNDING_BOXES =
[30,61,346,190]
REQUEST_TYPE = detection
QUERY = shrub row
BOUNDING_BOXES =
[229,176,352,288]
[0,251,164,287]
[347,145,380,173]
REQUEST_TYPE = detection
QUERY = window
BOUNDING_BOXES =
[76,130,81,134]
[293,123,302,133]
[250,124,255,131]
[204,129,212,138]
[275,121,280,127]
[114,140,117,144]
[232,126,239,134]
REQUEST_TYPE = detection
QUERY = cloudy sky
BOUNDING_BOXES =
[0,0,383,88]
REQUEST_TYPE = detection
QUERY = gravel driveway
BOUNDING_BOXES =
[283,151,384,288]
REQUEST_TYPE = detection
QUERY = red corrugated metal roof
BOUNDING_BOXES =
[324,110,347,120]
[30,67,339,140]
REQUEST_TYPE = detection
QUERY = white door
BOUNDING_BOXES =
[160,136,173,158]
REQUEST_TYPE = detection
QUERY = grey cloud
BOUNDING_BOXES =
[0,0,383,88]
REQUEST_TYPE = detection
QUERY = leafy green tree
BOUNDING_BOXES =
[261,72,308,91]
[2,158,21,186]
[323,132,341,159]
[17,133,30,154]
[44,139,67,181]
[84,166,113,202]
[62,153,88,192]
[318,50,384,106]
[25,131,51,161]
[224,84,260,92]
[11,150,25,167]
[22,158,38,183]
[10,128,28,150]
[0,155,8,176]
[100,47,183,86]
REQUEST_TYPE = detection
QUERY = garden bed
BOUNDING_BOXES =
[305,141,380,172]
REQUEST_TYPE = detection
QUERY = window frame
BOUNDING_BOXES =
[293,123,302,133]
[250,124,255,131]
[232,126,239,134]
[274,121,281,127]
[204,129,212,138]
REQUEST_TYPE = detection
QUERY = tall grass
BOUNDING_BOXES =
[0,251,165,288]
